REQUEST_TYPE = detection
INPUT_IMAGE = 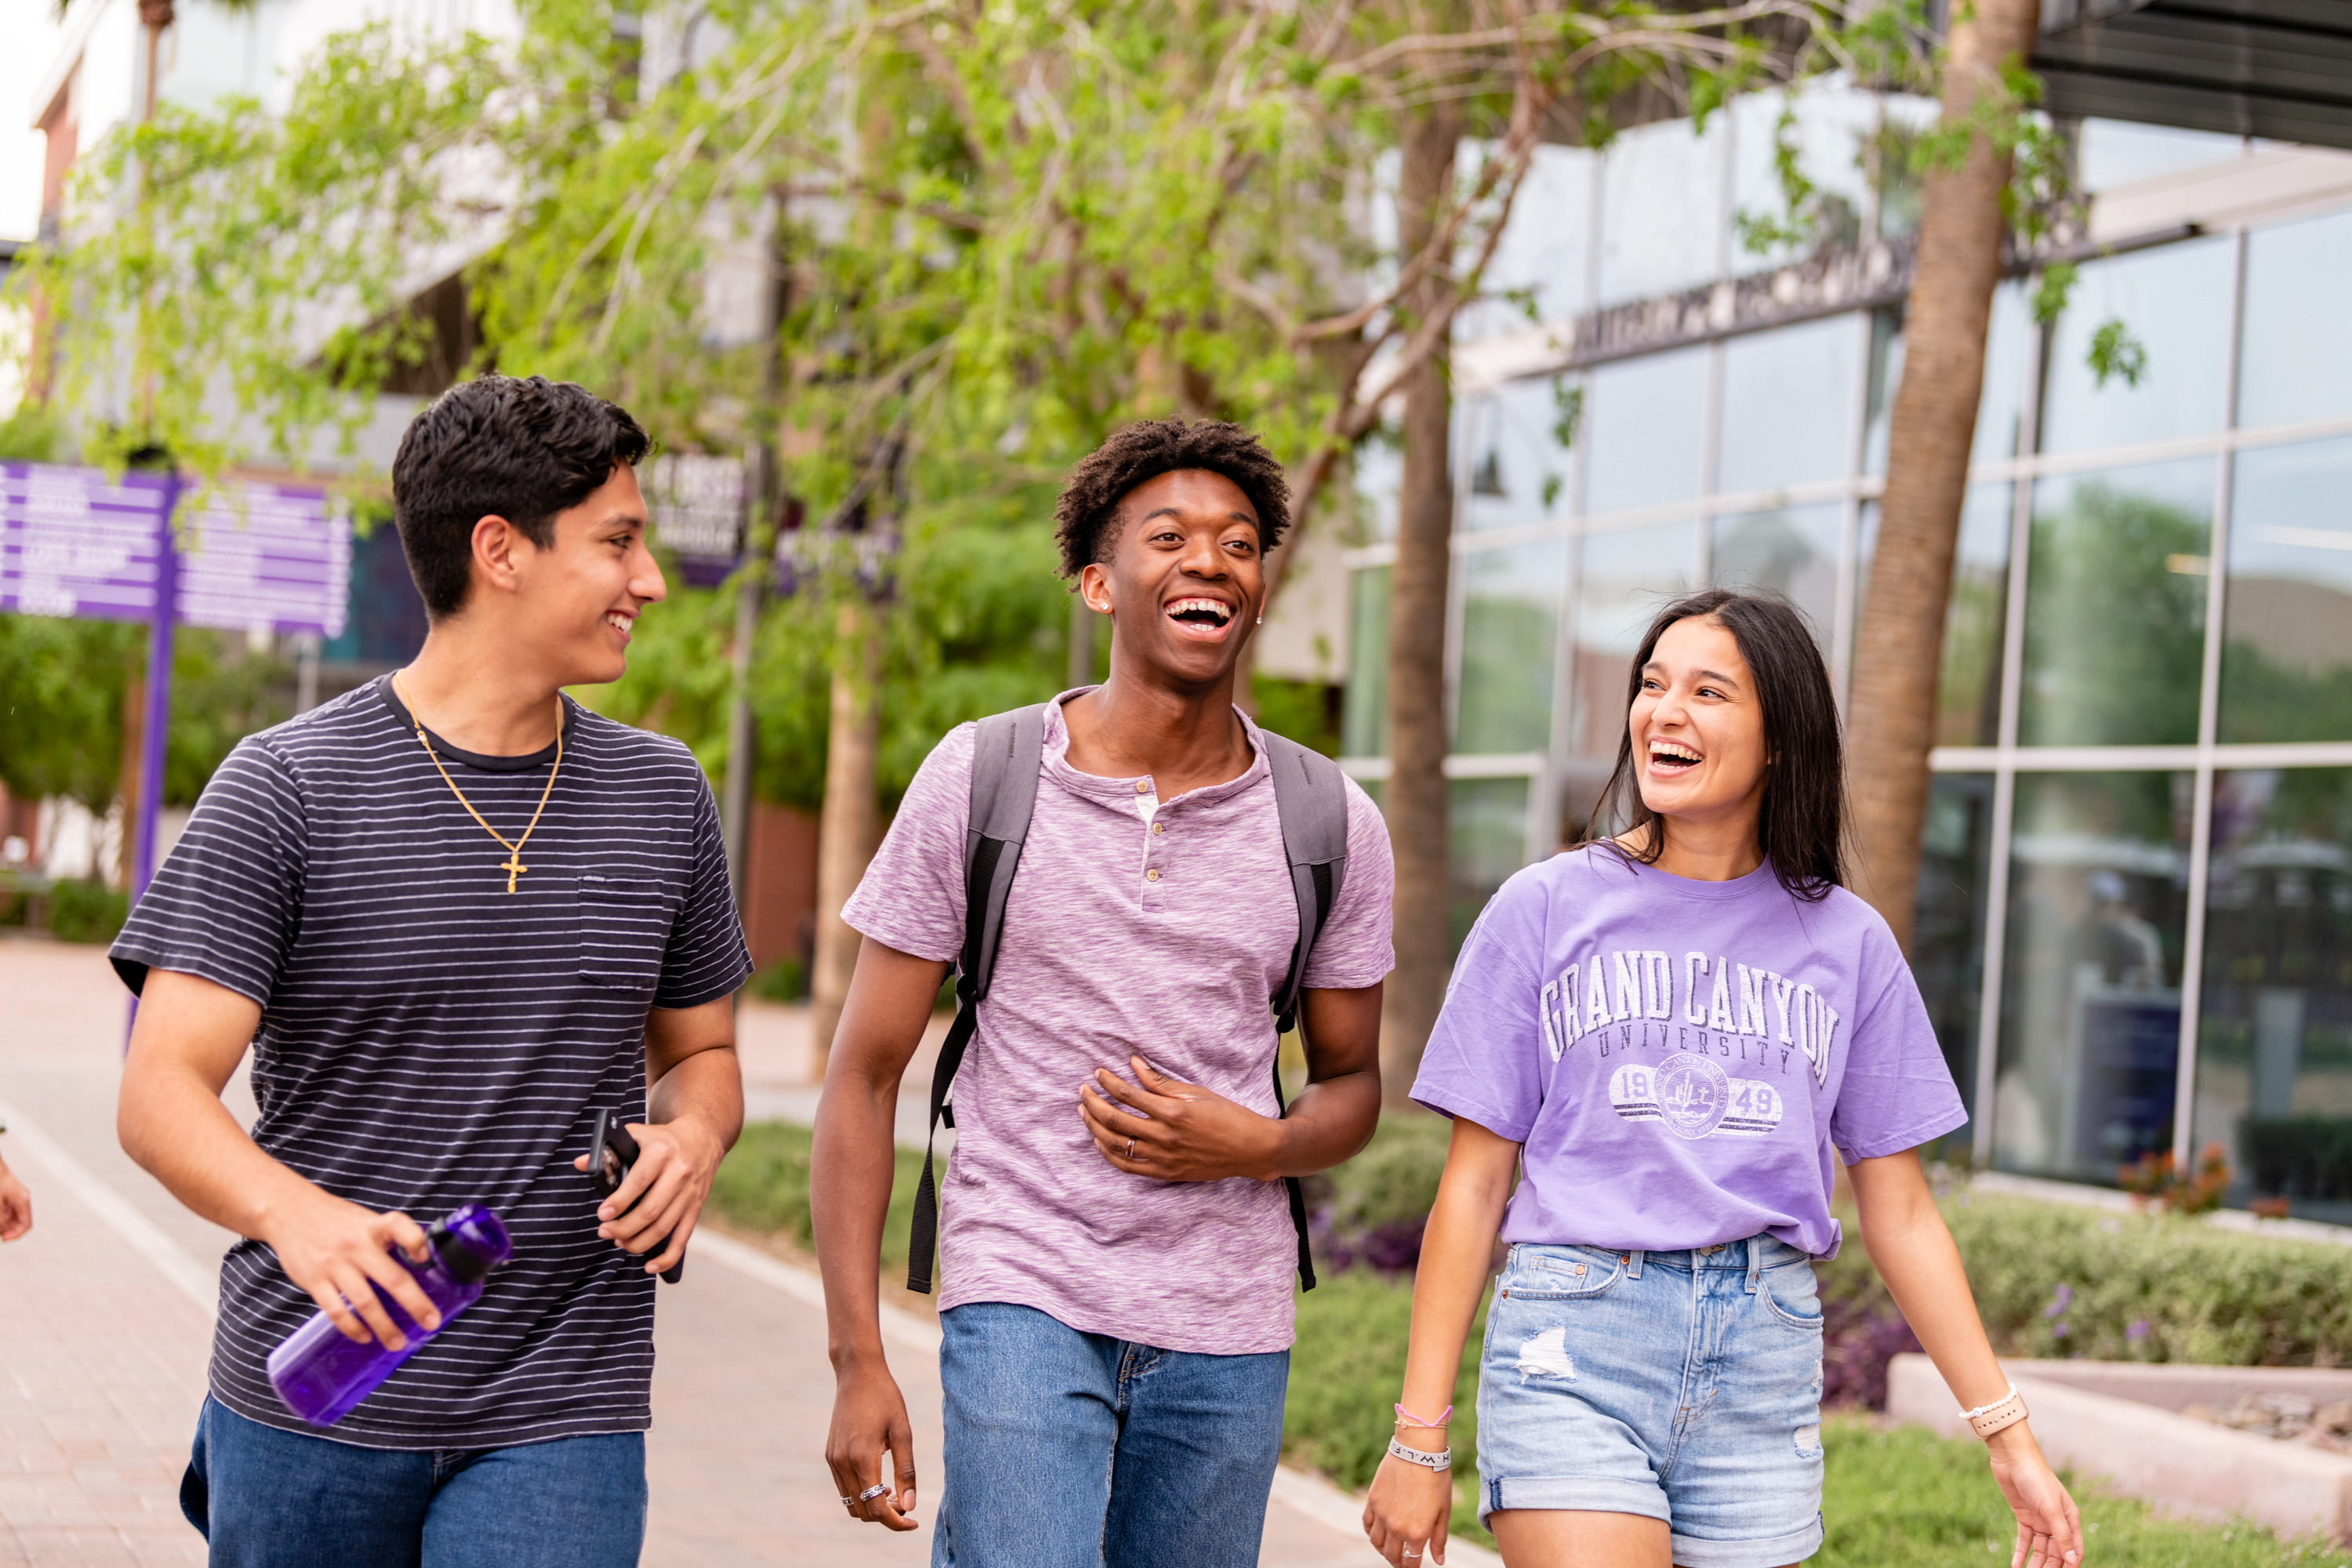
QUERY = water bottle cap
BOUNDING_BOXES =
[430,1205,513,1285]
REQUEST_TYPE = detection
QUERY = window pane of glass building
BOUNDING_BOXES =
[1569,521,1699,758]
[1461,380,1571,535]
[1455,542,1566,756]
[1341,567,1390,758]
[1353,435,1402,546]
[1918,773,1997,1131]
[1993,771,2192,1181]
[1585,348,1708,516]
[1863,284,2031,475]
[1940,485,2013,747]
[1597,118,1724,307]
[1727,85,1872,278]
[1975,282,2033,464]
[1719,318,1860,495]
[1711,503,1843,652]
[2019,459,2212,747]
[1451,776,1534,952]
[2239,209,2352,431]
[2041,237,2234,455]
[2195,768,2352,1221]
[2075,118,2246,190]
[2220,436,2352,744]
[1461,144,1594,339]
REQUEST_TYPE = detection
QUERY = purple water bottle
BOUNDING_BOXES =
[267,1205,512,1426]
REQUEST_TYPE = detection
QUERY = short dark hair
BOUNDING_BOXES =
[1052,419,1290,579]
[391,374,650,619]
[1588,588,1847,902]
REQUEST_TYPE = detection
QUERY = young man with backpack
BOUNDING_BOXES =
[111,376,752,1566]
[812,419,1394,1567]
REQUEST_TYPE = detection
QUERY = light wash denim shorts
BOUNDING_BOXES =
[1475,1235,1826,1566]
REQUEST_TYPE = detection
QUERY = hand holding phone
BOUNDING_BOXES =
[586,1109,685,1283]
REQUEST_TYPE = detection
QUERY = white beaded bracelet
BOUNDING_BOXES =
[1956,1383,2017,1420]
[1388,1437,1452,1472]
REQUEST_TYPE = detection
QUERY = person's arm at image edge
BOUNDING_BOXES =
[1363,1115,1520,1568]
[812,936,949,1532]
[1850,1149,2086,1568]
[118,967,445,1348]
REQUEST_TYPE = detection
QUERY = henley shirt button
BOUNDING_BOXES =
[1134,780,1151,793]
[1145,868,1160,881]
[1151,822,1164,835]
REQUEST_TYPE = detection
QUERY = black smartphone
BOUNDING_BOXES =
[586,1109,684,1283]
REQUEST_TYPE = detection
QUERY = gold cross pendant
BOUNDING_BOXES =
[499,855,528,894]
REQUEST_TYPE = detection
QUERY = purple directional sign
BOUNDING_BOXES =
[0,463,175,622]
[177,482,351,639]
[0,464,350,637]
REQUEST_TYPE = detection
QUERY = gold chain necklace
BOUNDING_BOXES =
[393,676,564,894]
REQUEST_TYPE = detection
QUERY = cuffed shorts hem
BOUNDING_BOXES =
[1478,1475,1670,1528]
[1669,1513,1824,1568]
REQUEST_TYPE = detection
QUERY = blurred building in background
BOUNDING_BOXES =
[1338,59,2352,1215]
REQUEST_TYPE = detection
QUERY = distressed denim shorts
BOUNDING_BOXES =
[1475,1235,1826,1566]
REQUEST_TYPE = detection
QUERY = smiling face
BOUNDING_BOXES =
[1628,614,1772,833]
[499,463,667,688]
[1080,468,1263,688]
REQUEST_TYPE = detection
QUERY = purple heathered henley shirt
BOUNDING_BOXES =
[841,690,1396,1354]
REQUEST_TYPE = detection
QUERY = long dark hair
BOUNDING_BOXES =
[1584,588,1847,902]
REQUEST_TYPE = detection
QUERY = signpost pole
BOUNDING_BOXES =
[130,473,179,905]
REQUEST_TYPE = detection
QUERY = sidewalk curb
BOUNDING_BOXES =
[0,1090,218,1316]
[693,1232,1502,1566]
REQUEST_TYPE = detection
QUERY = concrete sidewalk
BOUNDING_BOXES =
[0,938,1384,1567]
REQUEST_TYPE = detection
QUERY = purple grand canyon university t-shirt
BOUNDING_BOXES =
[843,692,1396,1353]
[1411,847,1965,1259]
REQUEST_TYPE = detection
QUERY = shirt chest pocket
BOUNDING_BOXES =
[579,874,674,994]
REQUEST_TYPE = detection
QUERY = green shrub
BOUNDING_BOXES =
[47,879,129,944]
[1820,1417,2351,1567]
[751,956,807,1004]
[1939,1192,2352,1366]
[1287,1269,1494,1551]
[706,1120,929,1283]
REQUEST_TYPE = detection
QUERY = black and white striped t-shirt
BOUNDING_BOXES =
[110,677,752,1450]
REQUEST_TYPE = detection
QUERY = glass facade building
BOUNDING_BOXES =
[1339,96,2352,1215]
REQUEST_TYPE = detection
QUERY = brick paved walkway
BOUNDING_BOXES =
[0,938,1397,1566]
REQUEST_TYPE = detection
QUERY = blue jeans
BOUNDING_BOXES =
[1476,1236,1825,1567]
[934,1302,1289,1568]
[182,1396,647,1567]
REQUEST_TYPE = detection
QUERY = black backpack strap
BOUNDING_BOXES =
[1264,732,1352,1033]
[906,704,1047,1294]
[1261,731,1352,1294]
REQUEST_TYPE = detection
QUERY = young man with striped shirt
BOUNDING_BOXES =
[111,375,750,1566]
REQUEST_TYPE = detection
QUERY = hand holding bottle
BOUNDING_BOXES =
[262,1187,443,1349]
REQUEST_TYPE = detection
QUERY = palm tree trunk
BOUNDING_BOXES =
[1379,103,1461,1106]
[810,597,882,1076]
[1846,0,2044,950]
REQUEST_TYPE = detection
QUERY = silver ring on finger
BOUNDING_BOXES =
[857,1483,890,1503]
[1125,1137,1136,1161]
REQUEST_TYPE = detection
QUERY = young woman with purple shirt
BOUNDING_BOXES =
[1362,590,2084,1568]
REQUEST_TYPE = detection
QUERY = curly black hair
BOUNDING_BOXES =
[1052,419,1291,579]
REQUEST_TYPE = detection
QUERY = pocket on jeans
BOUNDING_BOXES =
[1500,1244,1627,1301]
[1759,1261,1825,1329]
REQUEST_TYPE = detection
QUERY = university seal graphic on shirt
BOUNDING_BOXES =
[1537,947,1841,1141]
